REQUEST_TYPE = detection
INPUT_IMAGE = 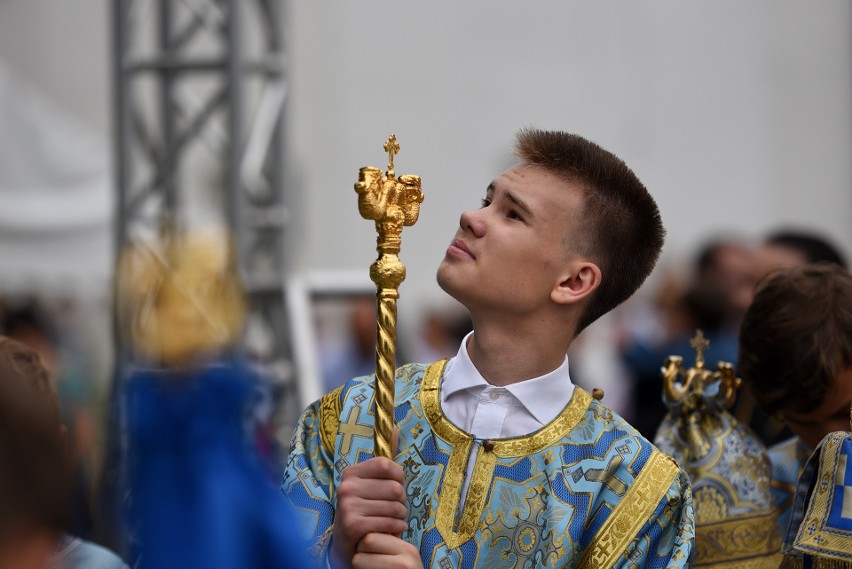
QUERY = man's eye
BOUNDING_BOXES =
[508,210,523,221]
[480,198,491,208]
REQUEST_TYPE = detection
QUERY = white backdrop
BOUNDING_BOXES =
[285,2,852,341]
[0,60,112,296]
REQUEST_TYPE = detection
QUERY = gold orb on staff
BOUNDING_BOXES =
[354,134,424,458]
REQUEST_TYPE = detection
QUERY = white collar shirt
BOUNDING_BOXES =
[440,331,575,439]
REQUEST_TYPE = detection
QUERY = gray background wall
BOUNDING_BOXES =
[1,0,850,330]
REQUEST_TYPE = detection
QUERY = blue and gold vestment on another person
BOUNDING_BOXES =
[282,361,695,568]
[780,431,852,568]
[768,436,811,539]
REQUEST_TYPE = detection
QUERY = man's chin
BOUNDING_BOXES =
[435,265,458,298]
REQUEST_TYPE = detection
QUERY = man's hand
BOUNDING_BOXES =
[353,532,423,569]
[329,457,408,568]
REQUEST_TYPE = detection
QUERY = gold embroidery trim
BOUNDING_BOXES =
[420,360,593,548]
[434,435,476,549]
[420,360,593,457]
[578,450,679,569]
[795,433,852,560]
[695,511,782,565]
[695,553,783,569]
[318,385,344,456]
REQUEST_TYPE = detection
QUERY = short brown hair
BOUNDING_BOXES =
[738,264,852,415]
[514,129,665,334]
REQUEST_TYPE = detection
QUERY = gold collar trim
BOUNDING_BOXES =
[420,359,593,457]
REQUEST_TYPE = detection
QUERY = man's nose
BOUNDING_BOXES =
[459,209,485,238]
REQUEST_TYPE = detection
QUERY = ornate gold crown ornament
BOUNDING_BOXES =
[661,330,741,412]
[354,135,423,459]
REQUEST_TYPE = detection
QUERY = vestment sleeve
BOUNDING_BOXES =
[280,389,340,564]
[616,469,695,569]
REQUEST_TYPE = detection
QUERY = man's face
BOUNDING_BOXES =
[783,366,852,449]
[436,164,585,315]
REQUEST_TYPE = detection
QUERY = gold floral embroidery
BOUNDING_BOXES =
[696,511,782,565]
[318,385,343,455]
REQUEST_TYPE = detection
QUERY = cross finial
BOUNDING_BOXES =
[384,134,400,178]
[690,329,710,369]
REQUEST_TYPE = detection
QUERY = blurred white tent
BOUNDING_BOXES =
[0,59,112,297]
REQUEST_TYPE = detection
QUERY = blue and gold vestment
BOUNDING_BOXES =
[781,431,852,568]
[282,361,695,568]
[768,436,811,539]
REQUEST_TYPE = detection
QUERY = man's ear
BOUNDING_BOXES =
[551,262,601,305]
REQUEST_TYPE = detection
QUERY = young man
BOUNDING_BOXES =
[282,129,695,568]
[737,263,852,537]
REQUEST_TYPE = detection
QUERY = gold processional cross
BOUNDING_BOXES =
[354,135,424,458]
[689,329,710,370]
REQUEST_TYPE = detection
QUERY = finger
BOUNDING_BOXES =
[338,498,408,521]
[356,532,410,555]
[346,457,405,485]
[344,515,409,538]
[337,476,406,503]
[353,534,421,569]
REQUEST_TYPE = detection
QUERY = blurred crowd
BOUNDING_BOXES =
[582,228,847,440]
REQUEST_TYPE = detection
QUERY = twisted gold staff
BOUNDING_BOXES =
[354,134,423,458]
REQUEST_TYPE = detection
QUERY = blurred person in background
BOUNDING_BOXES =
[735,229,849,446]
[621,237,753,438]
[408,299,472,364]
[320,294,381,392]
[755,229,847,277]
[1,299,99,539]
[0,336,126,569]
[737,264,852,537]
[117,229,311,569]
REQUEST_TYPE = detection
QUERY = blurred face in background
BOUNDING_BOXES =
[704,242,756,319]
[751,244,808,288]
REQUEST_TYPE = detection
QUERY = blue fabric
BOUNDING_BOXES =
[124,360,311,569]
[825,440,852,533]
[770,436,811,539]
[51,535,127,569]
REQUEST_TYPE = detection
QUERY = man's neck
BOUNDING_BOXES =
[465,316,574,387]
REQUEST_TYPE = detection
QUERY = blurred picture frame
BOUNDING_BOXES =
[286,269,375,410]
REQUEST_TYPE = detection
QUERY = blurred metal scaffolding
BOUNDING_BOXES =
[111,0,299,436]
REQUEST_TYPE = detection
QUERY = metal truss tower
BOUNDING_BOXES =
[112,0,299,435]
